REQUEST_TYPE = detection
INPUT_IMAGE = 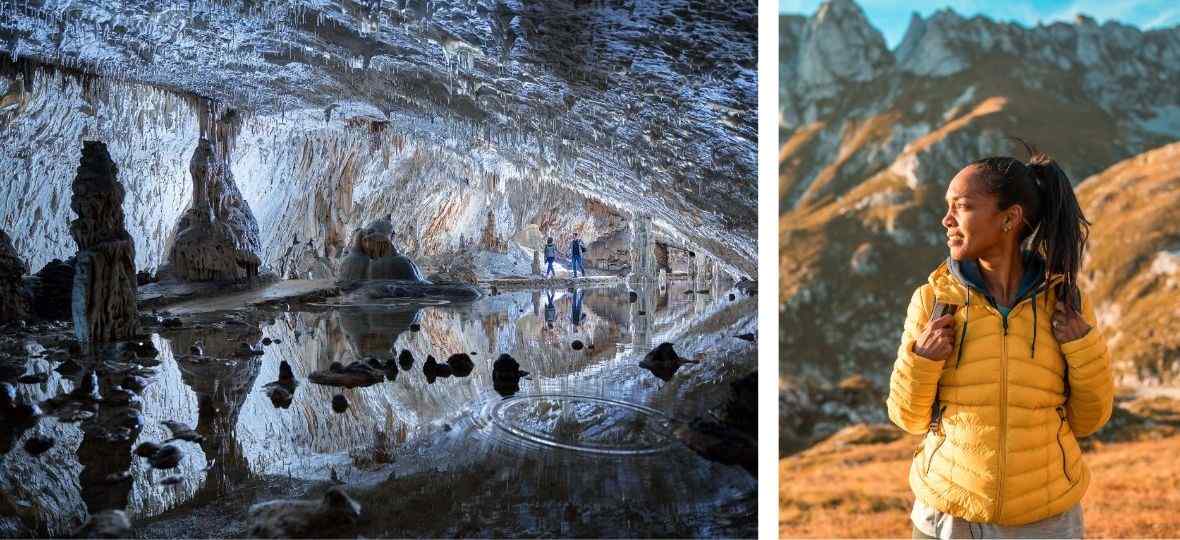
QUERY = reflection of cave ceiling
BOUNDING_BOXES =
[0,0,757,273]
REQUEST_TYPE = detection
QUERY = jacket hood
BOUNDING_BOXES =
[928,252,1053,307]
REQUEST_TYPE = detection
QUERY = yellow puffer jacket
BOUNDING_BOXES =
[887,261,1114,526]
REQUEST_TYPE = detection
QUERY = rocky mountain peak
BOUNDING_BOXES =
[794,0,892,94]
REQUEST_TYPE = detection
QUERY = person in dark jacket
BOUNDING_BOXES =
[543,238,558,278]
[569,233,587,278]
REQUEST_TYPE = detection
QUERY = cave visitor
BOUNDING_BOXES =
[569,233,587,278]
[544,237,558,278]
[544,289,557,329]
[569,288,584,329]
[887,143,1113,539]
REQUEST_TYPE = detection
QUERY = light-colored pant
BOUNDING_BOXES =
[911,500,1083,539]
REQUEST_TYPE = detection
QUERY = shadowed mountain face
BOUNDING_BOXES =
[0,0,756,276]
[779,0,1180,390]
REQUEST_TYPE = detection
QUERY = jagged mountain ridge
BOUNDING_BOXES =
[779,0,1180,388]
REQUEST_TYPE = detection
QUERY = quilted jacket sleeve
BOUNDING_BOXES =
[887,285,945,435]
[1060,290,1115,437]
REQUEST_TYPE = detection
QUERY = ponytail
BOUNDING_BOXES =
[1025,151,1090,312]
[968,140,1091,312]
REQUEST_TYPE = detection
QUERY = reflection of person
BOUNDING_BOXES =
[543,237,557,278]
[569,233,586,278]
[569,288,584,328]
[887,146,1113,539]
[544,289,556,329]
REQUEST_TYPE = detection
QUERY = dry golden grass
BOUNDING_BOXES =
[780,430,1180,538]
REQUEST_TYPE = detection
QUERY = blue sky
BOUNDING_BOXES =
[780,0,1180,48]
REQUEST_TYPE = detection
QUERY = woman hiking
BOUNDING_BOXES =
[887,144,1114,539]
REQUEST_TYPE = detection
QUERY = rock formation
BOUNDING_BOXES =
[0,229,31,324]
[338,216,426,282]
[31,258,74,320]
[164,134,262,282]
[70,141,138,347]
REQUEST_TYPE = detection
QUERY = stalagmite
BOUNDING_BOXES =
[0,228,31,324]
[338,216,426,282]
[70,141,138,347]
[164,135,262,282]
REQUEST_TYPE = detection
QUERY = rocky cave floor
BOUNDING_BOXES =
[1,276,758,538]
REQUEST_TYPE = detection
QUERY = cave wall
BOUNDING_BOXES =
[231,114,630,278]
[0,66,198,273]
[1,67,745,280]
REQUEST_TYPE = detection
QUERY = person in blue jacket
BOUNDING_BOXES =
[569,233,587,278]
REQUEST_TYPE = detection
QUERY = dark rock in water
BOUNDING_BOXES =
[675,371,756,474]
[160,475,184,486]
[75,509,131,538]
[273,339,282,344]
[423,355,452,383]
[736,333,755,342]
[446,353,474,377]
[639,342,693,381]
[683,290,695,295]
[728,293,736,301]
[54,359,82,376]
[278,360,295,383]
[189,344,204,356]
[24,435,54,455]
[310,362,383,388]
[697,289,709,294]
[267,385,293,408]
[117,410,144,431]
[629,291,638,303]
[163,420,204,444]
[637,310,646,315]
[332,394,349,413]
[262,337,273,346]
[492,354,528,397]
[398,349,414,371]
[136,270,157,286]
[74,368,102,401]
[162,318,182,329]
[148,445,182,469]
[17,372,48,384]
[570,340,584,351]
[247,486,362,538]
[31,258,74,320]
[135,441,160,458]
[410,323,421,332]
[127,338,158,358]
[366,357,383,370]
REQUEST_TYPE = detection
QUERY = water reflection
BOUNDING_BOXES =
[0,278,755,537]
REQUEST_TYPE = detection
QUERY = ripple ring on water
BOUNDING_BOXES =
[489,394,675,456]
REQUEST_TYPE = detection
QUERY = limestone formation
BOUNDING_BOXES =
[165,137,262,282]
[338,216,426,282]
[0,229,31,324]
[31,258,74,320]
[70,141,138,347]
